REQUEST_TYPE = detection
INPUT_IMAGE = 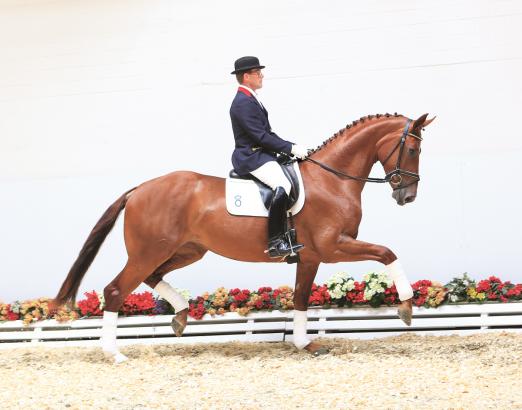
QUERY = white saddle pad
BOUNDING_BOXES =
[225,162,306,217]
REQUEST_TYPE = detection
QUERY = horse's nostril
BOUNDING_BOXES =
[404,195,416,203]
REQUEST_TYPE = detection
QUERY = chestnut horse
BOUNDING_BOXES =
[54,112,434,362]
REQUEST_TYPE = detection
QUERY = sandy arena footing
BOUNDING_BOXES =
[1,332,521,409]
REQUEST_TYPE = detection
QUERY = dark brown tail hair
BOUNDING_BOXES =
[53,187,136,307]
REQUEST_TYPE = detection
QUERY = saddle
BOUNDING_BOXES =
[228,161,300,210]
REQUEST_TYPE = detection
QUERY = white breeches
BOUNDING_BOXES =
[250,161,291,196]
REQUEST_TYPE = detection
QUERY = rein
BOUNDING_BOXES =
[304,119,422,190]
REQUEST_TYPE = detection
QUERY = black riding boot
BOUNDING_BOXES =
[267,187,304,258]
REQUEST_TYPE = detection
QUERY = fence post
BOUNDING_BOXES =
[480,312,489,330]
[31,327,43,344]
[318,317,327,336]
[246,319,254,337]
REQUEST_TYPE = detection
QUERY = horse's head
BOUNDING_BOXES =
[377,113,435,206]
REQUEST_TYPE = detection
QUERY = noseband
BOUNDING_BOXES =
[305,119,422,190]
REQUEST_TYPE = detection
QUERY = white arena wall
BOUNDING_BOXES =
[0,0,521,303]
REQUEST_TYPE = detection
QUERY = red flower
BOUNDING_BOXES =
[487,292,497,300]
[77,291,103,316]
[7,310,19,321]
[258,287,272,293]
[507,285,522,298]
[476,280,491,293]
[345,281,366,305]
[414,297,426,307]
[188,298,206,319]
[308,283,331,306]
[120,291,156,315]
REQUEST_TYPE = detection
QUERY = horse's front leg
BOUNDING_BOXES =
[333,236,414,325]
[293,261,330,356]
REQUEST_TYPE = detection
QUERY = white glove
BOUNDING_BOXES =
[291,144,309,160]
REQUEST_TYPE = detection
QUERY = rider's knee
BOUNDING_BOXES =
[278,180,291,196]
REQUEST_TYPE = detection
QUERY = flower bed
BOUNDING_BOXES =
[1,273,521,325]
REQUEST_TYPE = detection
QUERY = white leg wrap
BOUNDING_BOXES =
[385,259,414,301]
[101,310,127,363]
[154,280,189,313]
[293,310,311,349]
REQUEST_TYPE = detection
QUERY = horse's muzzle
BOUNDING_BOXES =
[392,188,417,206]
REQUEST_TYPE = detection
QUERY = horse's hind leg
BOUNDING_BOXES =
[101,251,172,363]
[144,243,208,337]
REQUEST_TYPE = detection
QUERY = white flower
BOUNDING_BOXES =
[326,272,355,301]
[97,293,106,310]
[342,279,355,292]
[175,288,191,301]
[330,288,344,300]
[327,272,348,286]
[378,272,392,287]
[364,289,375,300]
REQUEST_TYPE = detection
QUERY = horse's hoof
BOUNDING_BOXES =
[103,350,128,364]
[113,352,129,364]
[304,342,330,357]
[171,312,187,337]
[398,299,413,326]
[312,347,330,357]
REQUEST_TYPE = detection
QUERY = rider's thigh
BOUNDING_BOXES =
[250,161,291,195]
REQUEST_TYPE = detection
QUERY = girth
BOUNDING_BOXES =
[229,162,300,210]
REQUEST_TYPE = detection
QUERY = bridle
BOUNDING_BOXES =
[304,119,422,190]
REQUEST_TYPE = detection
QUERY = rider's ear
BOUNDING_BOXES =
[412,113,429,132]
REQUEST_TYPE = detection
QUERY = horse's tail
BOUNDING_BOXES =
[53,187,137,307]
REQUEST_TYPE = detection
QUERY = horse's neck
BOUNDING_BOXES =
[307,122,387,196]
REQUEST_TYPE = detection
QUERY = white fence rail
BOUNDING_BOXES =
[1,303,521,349]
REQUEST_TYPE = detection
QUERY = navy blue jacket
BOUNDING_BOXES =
[230,88,293,175]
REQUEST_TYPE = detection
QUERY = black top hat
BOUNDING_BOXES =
[231,56,265,74]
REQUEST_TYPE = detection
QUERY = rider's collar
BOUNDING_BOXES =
[238,85,264,109]
[238,85,257,97]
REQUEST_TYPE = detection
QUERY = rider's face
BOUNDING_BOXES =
[243,69,264,90]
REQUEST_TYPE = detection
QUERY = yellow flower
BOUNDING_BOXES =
[238,307,250,316]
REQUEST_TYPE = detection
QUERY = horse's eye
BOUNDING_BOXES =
[408,148,417,157]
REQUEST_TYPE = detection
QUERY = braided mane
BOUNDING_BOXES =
[309,112,404,154]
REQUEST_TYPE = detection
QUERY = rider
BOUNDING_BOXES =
[230,56,309,258]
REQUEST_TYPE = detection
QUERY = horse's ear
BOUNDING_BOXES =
[412,113,429,131]
[422,116,436,128]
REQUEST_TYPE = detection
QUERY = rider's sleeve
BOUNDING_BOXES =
[232,100,293,154]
